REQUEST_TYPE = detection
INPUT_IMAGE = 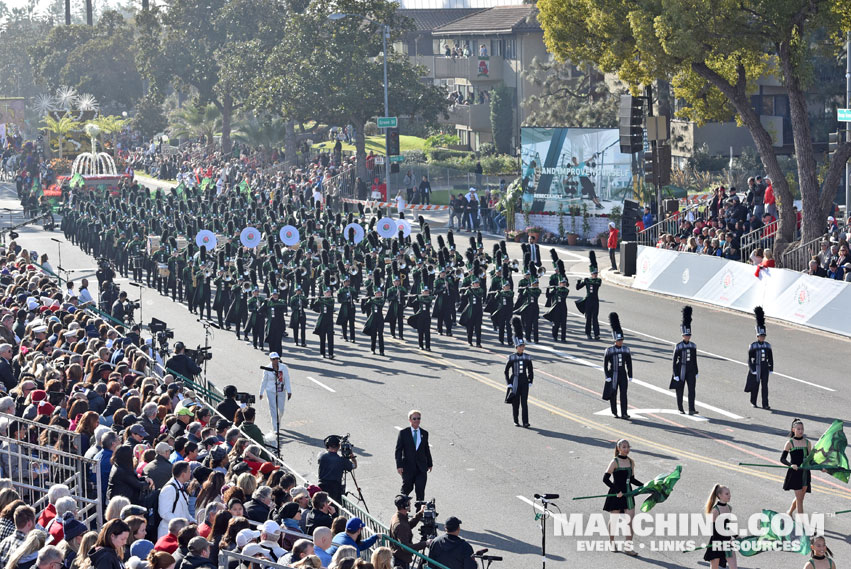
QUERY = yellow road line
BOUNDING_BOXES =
[417,344,851,500]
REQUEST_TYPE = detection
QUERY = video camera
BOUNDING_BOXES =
[236,391,256,405]
[149,318,174,355]
[338,433,354,459]
[185,345,212,365]
[415,499,438,540]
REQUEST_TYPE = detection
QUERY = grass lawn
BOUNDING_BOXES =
[312,135,426,155]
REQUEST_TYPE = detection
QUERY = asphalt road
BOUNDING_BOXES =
[12,180,851,568]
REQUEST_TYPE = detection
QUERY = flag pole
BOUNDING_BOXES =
[737,462,789,469]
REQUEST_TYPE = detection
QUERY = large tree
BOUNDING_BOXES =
[252,0,449,181]
[30,11,143,113]
[538,0,851,250]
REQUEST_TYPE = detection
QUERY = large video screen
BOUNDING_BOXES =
[520,127,634,214]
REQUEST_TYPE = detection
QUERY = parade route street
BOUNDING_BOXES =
[17,181,851,568]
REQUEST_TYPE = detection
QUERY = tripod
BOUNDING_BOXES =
[343,467,369,513]
[538,497,555,569]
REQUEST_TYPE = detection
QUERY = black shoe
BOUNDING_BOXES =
[762,405,771,410]
[587,335,593,340]
[612,413,619,418]
[679,410,685,415]
[301,343,306,347]
[329,355,335,359]
[514,421,521,427]
[523,423,530,428]
[380,351,385,356]
[594,336,601,340]
[476,343,482,348]
[371,349,375,354]
[621,414,631,420]
[752,403,758,408]
[688,410,697,415]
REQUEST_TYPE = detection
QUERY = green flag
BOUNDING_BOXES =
[201,177,212,192]
[801,420,850,483]
[238,180,250,195]
[175,182,187,200]
[632,465,682,512]
[70,173,85,188]
[31,178,42,197]
[736,510,811,557]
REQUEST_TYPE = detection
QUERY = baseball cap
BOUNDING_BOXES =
[235,528,261,549]
[269,352,280,359]
[155,442,172,455]
[128,424,147,437]
[240,543,266,557]
[176,407,194,416]
[259,462,280,474]
[290,487,309,500]
[346,518,365,532]
[445,516,462,531]
[261,520,282,534]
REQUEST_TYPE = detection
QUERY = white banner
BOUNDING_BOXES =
[767,273,846,324]
[633,246,679,290]
[692,262,756,307]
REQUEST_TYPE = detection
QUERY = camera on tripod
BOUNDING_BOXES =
[338,433,355,459]
[415,499,438,539]
[185,345,212,365]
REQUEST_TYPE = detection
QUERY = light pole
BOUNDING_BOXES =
[329,13,391,200]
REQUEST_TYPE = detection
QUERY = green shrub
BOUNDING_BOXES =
[478,142,497,156]
[364,121,379,136]
[426,147,471,161]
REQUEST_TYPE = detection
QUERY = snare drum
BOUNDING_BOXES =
[157,263,170,278]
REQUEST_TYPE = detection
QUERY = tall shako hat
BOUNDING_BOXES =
[512,316,525,347]
[589,251,598,274]
[609,312,624,341]
[681,305,693,336]
[754,305,767,336]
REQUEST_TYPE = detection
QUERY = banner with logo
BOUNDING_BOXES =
[633,246,678,290]
[692,261,756,307]
[767,274,845,325]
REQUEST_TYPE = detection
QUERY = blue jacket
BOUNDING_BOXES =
[93,448,113,500]
[327,531,378,556]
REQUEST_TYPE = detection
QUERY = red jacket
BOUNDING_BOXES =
[154,532,179,554]
[37,504,56,530]
[607,228,619,249]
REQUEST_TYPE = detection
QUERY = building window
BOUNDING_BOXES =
[504,38,516,60]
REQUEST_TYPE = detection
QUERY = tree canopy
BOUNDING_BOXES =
[538,0,851,247]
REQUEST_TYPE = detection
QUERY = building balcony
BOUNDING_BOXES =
[411,55,503,81]
[439,103,491,132]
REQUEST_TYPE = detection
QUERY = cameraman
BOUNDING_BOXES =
[96,258,116,286]
[389,494,429,569]
[427,517,476,569]
[111,290,134,323]
[317,435,356,505]
[216,385,241,423]
[165,341,202,380]
[100,282,119,313]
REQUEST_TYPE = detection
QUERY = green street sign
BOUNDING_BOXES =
[377,117,397,128]
[839,108,851,122]
[389,155,405,163]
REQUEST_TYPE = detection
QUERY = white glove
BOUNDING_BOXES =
[673,376,680,382]
[605,377,612,383]
[628,377,633,382]
[695,374,699,380]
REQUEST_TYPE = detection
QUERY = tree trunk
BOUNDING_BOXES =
[284,119,296,169]
[57,135,63,159]
[220,93,233,155]
[85,0,92,25]
[64,0,71,24]
[691,62,795,248]
[142,0,149,10]
[353,118,367,183]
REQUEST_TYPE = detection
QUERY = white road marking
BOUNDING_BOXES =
[306,376,335,393]
[620,326,835,392]
[539,345,743,419]
[516,495,549,513]
[593,408,709,422]
[394,426,403,430]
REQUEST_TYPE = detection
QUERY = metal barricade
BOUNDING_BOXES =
[0,413,102,527]
[739,220,778,264]
[780,234,825,271]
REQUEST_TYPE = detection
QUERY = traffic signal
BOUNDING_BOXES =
[619,95,644,154]
[390,163,400,173]
[829,131,841,156]
[386,128,400,156]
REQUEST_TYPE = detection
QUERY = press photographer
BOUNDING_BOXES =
[317,434,357,504]
[111,290,140,324]
[165,341,202,381]
[95,256,116,286]
[389,494,432,569]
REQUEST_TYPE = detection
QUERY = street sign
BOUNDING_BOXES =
[839,108,851,122]
[389,155,405,163]
[377,117,397,128]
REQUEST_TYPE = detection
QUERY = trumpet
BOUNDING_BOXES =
[538,265,547,275]
[510,260,520,271]
[242,282,252,293]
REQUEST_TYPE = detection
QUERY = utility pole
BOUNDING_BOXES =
[645,84,660,220]
[383,24,391,200]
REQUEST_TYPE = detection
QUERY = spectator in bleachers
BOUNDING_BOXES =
[88,519,130,569]
[154,518,185,555]
[157,463,192,538]
[0,505,35,567]
[243,486,271,524]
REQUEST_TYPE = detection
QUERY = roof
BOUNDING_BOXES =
[398,9,486,32]
[432,5,540,36]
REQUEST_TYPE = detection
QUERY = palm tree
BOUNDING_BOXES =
[85,0,92,25]
[232,115,287,156]
[91,115,129,152]
[169,103,222,144]
[42,115,81,159]
[65,0,71,24]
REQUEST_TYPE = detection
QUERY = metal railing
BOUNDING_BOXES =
[218,550,296,569]
[740,219,778,264]
[780,233,825,271]
[0,412,102,527]
[637,197,712,246]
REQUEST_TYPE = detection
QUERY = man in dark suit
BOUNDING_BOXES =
[394,410,433,501]
[0,344,15,393]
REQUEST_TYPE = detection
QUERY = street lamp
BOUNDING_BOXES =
[328,13,391,200]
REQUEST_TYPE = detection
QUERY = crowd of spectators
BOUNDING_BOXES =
[447,185,507,235]
[0,243,406,569]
